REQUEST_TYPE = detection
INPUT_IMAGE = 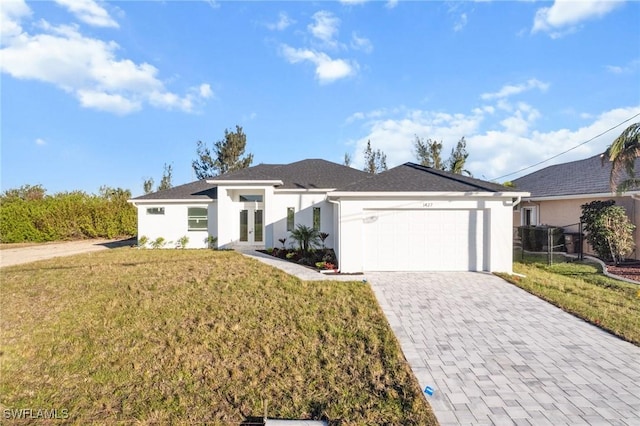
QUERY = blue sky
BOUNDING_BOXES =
[1,0,639,196]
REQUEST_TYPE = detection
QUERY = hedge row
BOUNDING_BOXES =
[1,191,136,243]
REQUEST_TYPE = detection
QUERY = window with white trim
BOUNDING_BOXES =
[313,207,321,231]
[521,206,538,226]
[146,207,165,215]
[188,207,208,231]
[287,207,295,232]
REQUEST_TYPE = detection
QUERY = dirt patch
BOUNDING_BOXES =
[0,238,135,268]
[606,262,640,283]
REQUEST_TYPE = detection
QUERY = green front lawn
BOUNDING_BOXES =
[498,253,640,345]
[0,249,437,425]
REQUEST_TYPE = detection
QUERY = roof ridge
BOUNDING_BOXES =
[404,162,505,192]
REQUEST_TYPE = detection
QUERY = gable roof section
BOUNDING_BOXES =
[132,159,370,200]
[132,180,218,201]
[207,159,369,189]
[513,154,640,198]
[336,162,512,192]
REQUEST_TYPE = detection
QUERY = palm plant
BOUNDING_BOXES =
[289,224,320,254]
[278,237,287,249]
[603,122,640,194]
[319,232,330,249]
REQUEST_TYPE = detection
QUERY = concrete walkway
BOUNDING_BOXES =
[367,272,640,426]
[241,250,364,281]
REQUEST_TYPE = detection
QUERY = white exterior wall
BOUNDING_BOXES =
[336,196,515,273]
[136,202,213,249]
[268,192,335,249]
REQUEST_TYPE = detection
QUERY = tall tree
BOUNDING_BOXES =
[603,122,640,193]
[192,125,253,178]
[446,137,470,176]
[142,164,173,194]
[157,163,173,191]
[414,135,470,175]
[343,152,352,167]
[143,178,154,195]
[414,136,444,169]
[363,140,387,174]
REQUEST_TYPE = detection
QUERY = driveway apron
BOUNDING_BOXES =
[367,272,640,426]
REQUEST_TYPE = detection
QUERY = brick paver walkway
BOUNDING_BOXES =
[367,272,640,426]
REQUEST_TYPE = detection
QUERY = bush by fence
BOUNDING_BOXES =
[0,185,136,243]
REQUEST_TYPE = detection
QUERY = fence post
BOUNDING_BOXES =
[548,227,553,265]
[578,222,583,261]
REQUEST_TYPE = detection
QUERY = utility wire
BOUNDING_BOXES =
[492,112,640,181]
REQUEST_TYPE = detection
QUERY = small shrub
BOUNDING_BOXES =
[266,247,274,254]
[325,262,336,270]
[286,252,296,260]
[319,232,330,249]
[138,235,149,248]
[581,200,635,263]
[177,235,189,249]
[150,237,166,249]
[207,236,218,250]
[278,237,287,249]
[315,261,326,269]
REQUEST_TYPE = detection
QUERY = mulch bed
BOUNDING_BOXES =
[605,262,640,283]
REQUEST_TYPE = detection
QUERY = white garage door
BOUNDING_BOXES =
[363,209,486,271]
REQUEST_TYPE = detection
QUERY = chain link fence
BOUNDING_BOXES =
[514,223,584,264]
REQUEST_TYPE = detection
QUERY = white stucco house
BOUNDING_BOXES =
[129,159,528,273]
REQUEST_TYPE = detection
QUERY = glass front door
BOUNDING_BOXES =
[239,208,263,244]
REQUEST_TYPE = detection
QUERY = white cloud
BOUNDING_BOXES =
[308,11,340,47]
[344,100,640,182]
[350,32,373,53]
[198,83,213,98]
[481,79,549,100]
[0,9,211,114]
[453,13,468,32]
[266,12,294,31]
[606,58,640,74]
[78,89,141,114]
[532,0,624,37]
[0,0,31,39]
[386,0,399,9]
[339,0,369,5]
[35,138,47,146]
[54,0,118,28]
[281,45,356,84]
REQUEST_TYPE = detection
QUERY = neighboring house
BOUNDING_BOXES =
[130,159,527,273]
[513,154,640,260]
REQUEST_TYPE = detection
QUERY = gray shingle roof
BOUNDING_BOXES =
[132,180,218,201]
[513,154,640,198]
[132,159,370,200]
[208,159,370,189]
[336,163,513,192]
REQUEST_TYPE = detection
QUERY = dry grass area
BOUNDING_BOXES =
[0,249,437,425]
[498,254,640,346]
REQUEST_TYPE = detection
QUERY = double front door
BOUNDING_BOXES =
[239,208,263,244]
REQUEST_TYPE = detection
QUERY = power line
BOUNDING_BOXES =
[491,112,640,181]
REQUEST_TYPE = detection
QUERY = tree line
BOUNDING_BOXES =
[0,185,136,243]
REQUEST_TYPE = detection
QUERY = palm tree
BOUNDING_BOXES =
[603,122,640,193]
[289,224,320,254]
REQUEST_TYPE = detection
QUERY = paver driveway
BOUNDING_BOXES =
[368,272,640,426]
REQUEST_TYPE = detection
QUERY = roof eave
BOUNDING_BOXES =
[524,190,640,202]
[328,191,530,199]
[205,179,284,186]
[128,199,216,204]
